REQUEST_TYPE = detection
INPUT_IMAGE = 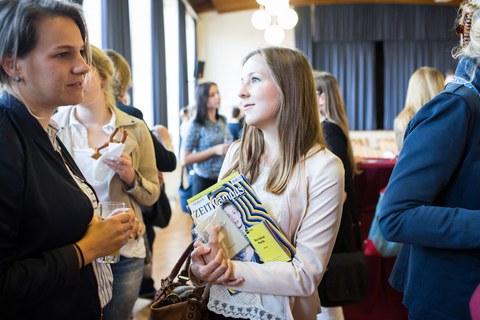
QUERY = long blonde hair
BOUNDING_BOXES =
[394,66,444,149]
[90,45,116,111]
[224,47,325,194]
[313,71,359,175]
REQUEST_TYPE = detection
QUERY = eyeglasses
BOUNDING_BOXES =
[91,127,128,159]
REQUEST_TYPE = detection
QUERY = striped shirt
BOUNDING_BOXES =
[47,123,113,308]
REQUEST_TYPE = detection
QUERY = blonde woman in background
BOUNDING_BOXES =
[53,46,160,320]
[105,48,176,299]
[393,67,444,151]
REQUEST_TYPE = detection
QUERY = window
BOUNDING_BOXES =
[83,0,102,48]
[129,0,153,127]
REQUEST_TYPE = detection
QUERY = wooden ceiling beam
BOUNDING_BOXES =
[206,0,461,14]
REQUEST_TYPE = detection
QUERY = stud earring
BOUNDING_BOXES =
[14,75,21,82]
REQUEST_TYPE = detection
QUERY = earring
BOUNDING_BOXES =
[14,75,21,82]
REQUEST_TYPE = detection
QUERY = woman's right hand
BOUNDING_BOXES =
[190,225,244,286]
[75,209,135,265]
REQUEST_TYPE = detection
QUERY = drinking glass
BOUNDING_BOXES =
[96,201,126,264]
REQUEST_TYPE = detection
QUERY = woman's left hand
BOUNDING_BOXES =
[128,217,145,241]
[104,153,136,186]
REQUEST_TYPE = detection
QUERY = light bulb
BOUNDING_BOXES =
[264,24,285,45]
[265,0,289,17]
[277,8,298,30]
[251,9,271,30]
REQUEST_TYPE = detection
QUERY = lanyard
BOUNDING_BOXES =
[451,76,480,99]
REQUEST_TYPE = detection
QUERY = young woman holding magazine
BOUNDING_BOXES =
[189,47,344,320]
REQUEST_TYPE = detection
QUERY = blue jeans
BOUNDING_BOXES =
[103,256,144,320]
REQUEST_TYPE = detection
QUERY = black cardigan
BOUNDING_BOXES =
[0,93,101,319]
[322,120,359,252]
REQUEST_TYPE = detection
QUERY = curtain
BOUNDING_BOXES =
[313,4,457,42]
[295,6,312,63]
[313,42,376,130]
[151,0,168,126]
[101,0,132,67]
[309,3,458,130]
[178,0,189,110]
[383,40,457,129]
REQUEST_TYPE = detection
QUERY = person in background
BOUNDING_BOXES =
[313,70,360,320]
[179,105,192,141]
[190,47,344,320]
[105,48,176,298]
[53,45,160,320]
[444,69,455,85]
[0,1,135,319]
[379,1,480,319]
[105,48,176,171]
[181,82,230,195]
[227,106,244,141]
[393,66,444,151]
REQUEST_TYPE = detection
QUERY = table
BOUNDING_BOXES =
[343,158,408,320]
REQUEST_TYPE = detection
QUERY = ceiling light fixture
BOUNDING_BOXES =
[251,0,298,45]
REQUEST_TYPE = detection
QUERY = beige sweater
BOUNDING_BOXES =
[53,106,160,258]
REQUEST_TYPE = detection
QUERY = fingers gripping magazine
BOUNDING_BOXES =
[187,172,295,264]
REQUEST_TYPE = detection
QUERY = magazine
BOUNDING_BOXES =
[194,207,250,260]
[187,172,295,263]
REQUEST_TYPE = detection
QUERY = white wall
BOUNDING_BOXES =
[196,9,295,117]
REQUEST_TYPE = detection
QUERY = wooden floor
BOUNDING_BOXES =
[132,169,193,320]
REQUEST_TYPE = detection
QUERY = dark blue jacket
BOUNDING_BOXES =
[0,93,100,319]
[379,57,480,320]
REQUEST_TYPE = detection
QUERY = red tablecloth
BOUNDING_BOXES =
[343,158,408,320]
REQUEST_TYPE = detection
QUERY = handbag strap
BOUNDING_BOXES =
[351,210,362,251]
[167,241,194,285]
[348,190,362,251]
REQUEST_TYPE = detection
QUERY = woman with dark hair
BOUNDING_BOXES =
[181,82,230,195]
[0,1,136,319]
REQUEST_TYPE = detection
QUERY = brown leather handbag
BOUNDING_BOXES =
[149,242,209,320]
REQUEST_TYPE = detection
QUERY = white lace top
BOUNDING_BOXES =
[208,167,286,320]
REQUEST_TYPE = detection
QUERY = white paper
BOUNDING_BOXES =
[93,142,125,182]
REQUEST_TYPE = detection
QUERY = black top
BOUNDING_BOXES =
[322,120,358,252]
[0,93,100,319]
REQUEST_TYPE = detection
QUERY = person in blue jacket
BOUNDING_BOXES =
[379,2,480,319]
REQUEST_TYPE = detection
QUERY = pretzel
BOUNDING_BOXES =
[91,127,128,159]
